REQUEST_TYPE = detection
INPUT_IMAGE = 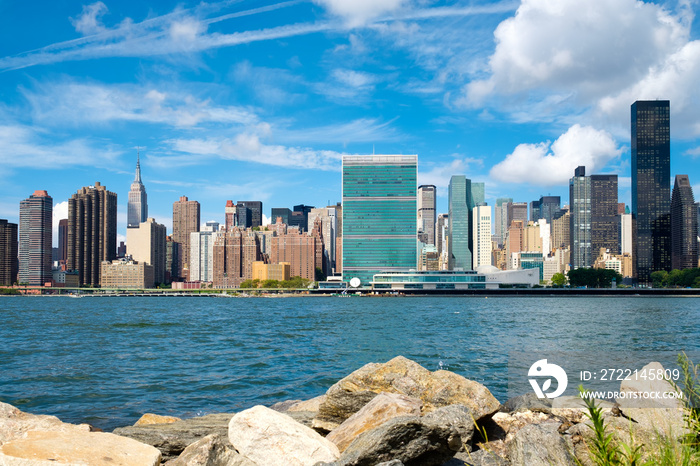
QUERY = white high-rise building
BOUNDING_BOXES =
[127,152,148,228]
[189,221,219,282]
[472,205,492,269]
[418,185,436,245]
[537,218,551,257]
[620,213,633,255]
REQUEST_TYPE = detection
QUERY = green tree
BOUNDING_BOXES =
[650,270,668,288]
[551,272,567,287]
[239,280,255,288]
[262,279,279,288]
[315,267,326,282]
[667,269,684,288]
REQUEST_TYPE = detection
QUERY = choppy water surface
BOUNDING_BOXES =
[0,296,697,430]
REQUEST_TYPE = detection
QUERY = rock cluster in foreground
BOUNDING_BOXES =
[0,358,687,465]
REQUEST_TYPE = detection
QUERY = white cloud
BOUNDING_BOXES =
[23,81,258,128]
[163,131,344,171]
[466,0,688,105]
[275,118,401,145]
[314,0,407,27]
[597,40,700,138]
[686,147,700,158]
[316,69,381,101]
[52,201,68,246]
[418,157,484,192]
[0,125,120,168]
[71,2,109,35]
[461,0,700,139]
[490,125,622,186]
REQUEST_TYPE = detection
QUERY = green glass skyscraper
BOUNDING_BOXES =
[342,155,417,285]
[448,175,473,270]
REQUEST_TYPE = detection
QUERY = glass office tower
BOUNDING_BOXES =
[342,155,417,285]
[632,100,671,282]
[448,175,473,271]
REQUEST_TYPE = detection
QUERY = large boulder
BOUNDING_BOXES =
[615,362,687,439]
[228,405,339,466]
[0,430,161,466]
[164,433,255,466]
[0,401,91,446]
[505,421,575,466]
[334,414,462,466]
[313,357,500,432]
[423,405,476,452]
[327,393,422,452]
[113,412,234,462]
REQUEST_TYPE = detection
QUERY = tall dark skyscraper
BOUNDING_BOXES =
[632,100,671,282]
[19,190,53,285]
[530,196,561,224]
[58,218,68,263]
[570,167,618,268]
[0,219,18,286]
[271,207,292,225]
[591,174,619,256]
[127,152,148,228]
[671,175,698,270]
[236,201,263,228]
[67,183,118,286]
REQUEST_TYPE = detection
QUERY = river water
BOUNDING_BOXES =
[0,295,697,430]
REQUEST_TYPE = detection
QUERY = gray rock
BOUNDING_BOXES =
[270,400,302,412]
[314,356,500,432]
[284,410,317,428]
[336,415,461,466]
[423,405,476,451]
[314,390,379,433]
[458,449,509,465]
[112,413,234,462]
[377,461,405,466]
[164,433,255,466]
[501,393,552,414]
[506,421,575,466]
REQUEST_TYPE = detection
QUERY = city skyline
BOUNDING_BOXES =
[1,0,700,246]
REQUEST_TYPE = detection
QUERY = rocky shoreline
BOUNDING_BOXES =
[0,356,688,465]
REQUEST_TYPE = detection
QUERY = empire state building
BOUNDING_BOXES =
[128,152,148,228]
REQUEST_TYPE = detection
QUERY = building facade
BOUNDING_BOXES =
[19,190,53,285]
[172,196,200,280]
[591,174,619,256]
[342,155,417,285]
[236,201,263,228]
[493,198,512,247]
[67,183,117,286]
[632,100,671,282]
[126,217,167,285]
[127,153,148,228]
[417,185,436,245]
[100,259,154,289]
[0,219,18,286]
[671,175,698,270]
[472,205,492,269]
[448,175,473,271]
[213,228,261,288]
[189,221,219,282]
[270,231,319,281]
[530,196,561,224]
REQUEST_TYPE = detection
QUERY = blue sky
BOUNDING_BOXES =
[1,0,699,246]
